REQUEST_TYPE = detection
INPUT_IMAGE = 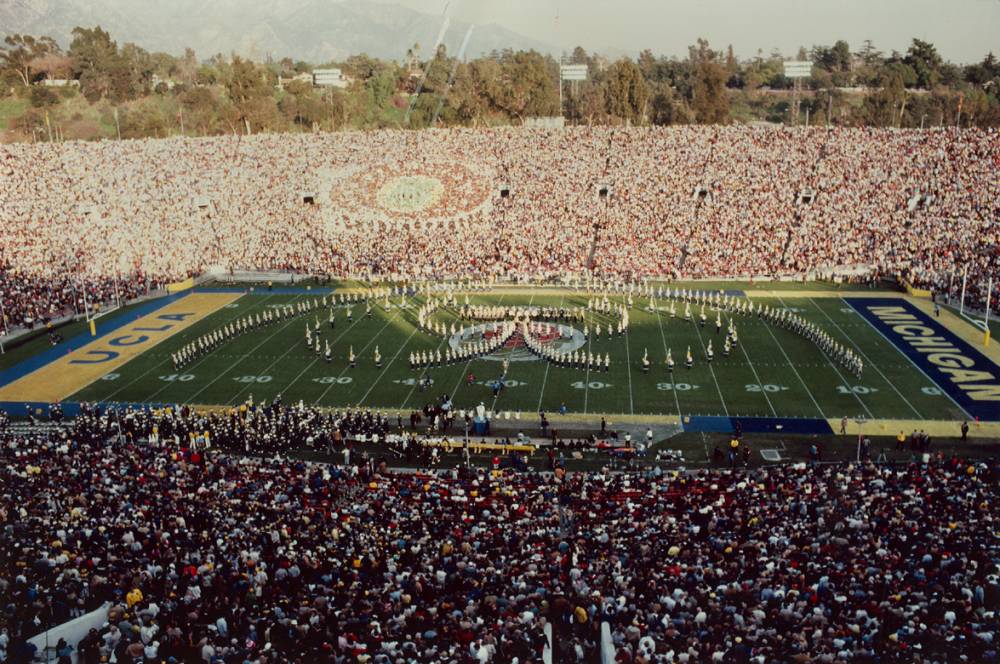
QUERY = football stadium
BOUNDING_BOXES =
[2,3,1000,663]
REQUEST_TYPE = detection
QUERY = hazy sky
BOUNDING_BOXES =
[392,0,1000,64]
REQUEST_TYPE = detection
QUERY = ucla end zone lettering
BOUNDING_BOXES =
[844,297,1000,421]
[68,313,195,363]
[0,292,240,403]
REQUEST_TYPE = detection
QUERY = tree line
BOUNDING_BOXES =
[1,26,998,141]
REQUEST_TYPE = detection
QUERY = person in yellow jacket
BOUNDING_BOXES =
[126,587,143,608]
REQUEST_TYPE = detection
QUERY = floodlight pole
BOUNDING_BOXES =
[959,265,968,316]
[985,277,993,347]
[0,300,7,354]
[855,417,865,463]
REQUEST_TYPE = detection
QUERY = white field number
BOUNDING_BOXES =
[159,373,195,382]
[233,375,272,383]
[101,373,120,381]
[476,379,527,388]
[312,376,353,385]
[393,378,431,386]
[657,382,699,391]
[921,386,942,396]
[572,381,612,389]
[746,383,789,393]
[837,385,877,394]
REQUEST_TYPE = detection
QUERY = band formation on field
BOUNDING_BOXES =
[2,279,997,427]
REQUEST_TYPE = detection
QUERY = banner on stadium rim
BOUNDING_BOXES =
[166,277,195,293]
[902,279,932,298]
[845,297,1000,421]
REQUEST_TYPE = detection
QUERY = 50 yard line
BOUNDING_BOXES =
[535,292,565,413]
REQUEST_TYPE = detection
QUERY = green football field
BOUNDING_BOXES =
[64,284,978,422]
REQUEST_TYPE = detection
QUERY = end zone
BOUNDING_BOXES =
[844,297,1000,421]
[0,292,241,403]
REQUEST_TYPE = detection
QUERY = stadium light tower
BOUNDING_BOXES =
[559,63,587,120]
[783,61,812,126]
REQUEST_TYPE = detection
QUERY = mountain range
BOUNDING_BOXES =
[1,0,559,63]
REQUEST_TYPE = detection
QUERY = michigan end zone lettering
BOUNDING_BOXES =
[845,297,1000,421]
[0,292,240,403]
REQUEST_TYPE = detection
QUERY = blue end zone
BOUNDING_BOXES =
[0,294,189,389]
[684,416,833,434]
[844,297,1000,421]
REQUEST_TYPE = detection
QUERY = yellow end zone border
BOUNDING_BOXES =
[0,292,241,403]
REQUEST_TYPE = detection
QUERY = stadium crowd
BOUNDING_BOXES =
[1,126,998,330]
[1,403,998,663]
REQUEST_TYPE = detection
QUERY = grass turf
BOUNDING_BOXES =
[62,286,978,422]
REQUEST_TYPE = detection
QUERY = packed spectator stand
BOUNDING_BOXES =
[0,402,998,663]
[2,125,1000,662]
[1,126,998,332]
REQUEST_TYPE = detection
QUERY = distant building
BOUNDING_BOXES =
[40,79,79,88]
[313,68,349,88]
[277,72,313,90]
[151,75,176,91]
[523,116,565,129]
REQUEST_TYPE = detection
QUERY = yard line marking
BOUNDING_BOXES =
[757,314,826,418]
[582,299,609,415]
[486,293,522,415]
[779,296,872,419]
[623,299,635,415]
[536,293,566,413]
[358,322,422,406]
[809,297,923,420]
[177,295,308,405]
[314,308,402,405]
[275,301,371,400]
[688,308,730,417]
[728,315,777,416]
[99,293,269,402]
[652,300,683,418]
[455,293,511,404]
[400,341,446,410]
